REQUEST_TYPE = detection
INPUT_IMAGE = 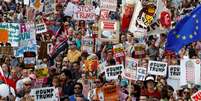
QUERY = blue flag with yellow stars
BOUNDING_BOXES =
[165,5,201,53]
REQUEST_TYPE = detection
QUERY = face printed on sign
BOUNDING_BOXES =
[160,11,171,28]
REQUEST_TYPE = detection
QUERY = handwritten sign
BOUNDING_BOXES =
[100,0,117,11]
[136,67,147,81]
[105,64,124,81]
[36,23,47,34]
[44,0,55,14]
[113,44,124,57]
[168,65,180,80]
[73,5,96,20]
[148,61,167,76]
[101,20,117,31]
[30,87,57,101]
[82,38,94,54]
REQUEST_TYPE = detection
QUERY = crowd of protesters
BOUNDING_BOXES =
[0,0,201,101]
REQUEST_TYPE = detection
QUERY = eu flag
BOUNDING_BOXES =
[165,5,201,53]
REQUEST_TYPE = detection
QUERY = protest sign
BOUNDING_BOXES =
[24,52,36,68]
[0,29,8,43]
[148,61,167,76]
[27,7,36,22]
[30,87,57,101]
[133,43,146,59]
[125,57,138,70]
[63,2,77,17]
[103,84,120,101]
[36,23,47,34]
[101,20,117,31]
[35,64,49,78]
[73,5,96,20]
[31,0,45,11]
[191,90,201,101]
[44,0,55,14]
[105,64,124,81]
[100,0,117,11]
[180,59,201,86]
[47,43,53,55]
[8,23,20,47]
[84,60,99,72]
[122,68,137,80]
[100,10,110,20]
[15,44,38,57]
[82,38,94,54]
[113,44,124,57]
[168,65,180,80]
[136,67,147,81]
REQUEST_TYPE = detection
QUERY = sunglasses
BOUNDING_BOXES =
[74,87,81,89]
[24,83,31,86]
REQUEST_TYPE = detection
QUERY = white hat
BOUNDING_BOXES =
[145,76,155,81]
[22,77,32,84]
[126,0,136,4]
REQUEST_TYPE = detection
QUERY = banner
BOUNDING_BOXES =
[191,90,201,101]
[136,67,147,81]
[168,65,180,80]
[73,5,96,20]
[148,61,167,76]
[101,20,117,31]
[113,44,124,57]
[100,0,117,11]
[105,64,124,81]
[44,0,55,14]
[180,59,201,86]
[30,87,57,101]
[36,23,47,34]
[82,38,94,54]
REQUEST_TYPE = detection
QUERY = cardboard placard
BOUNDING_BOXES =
[82,38,94,54]
[168,65,180,80]
[100,0,117,11]
[101,20,117,31]
[105,64,124,81]
[148,61,167,76]
[36,23,47,34]
[30,87,57,101]
[180,59,201,86]
[113,44,124,57]
[73,5,96,20]
[136,67,147,81]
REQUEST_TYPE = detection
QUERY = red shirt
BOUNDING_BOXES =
[141,88,161,99]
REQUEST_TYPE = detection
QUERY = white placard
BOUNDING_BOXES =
[168,65,180,80]
[105,64,124,81]
[148,61,167,76]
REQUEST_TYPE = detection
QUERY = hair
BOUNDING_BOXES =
[74,82,83,90]
[61,70,72,79]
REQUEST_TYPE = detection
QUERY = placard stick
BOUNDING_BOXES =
[128,79,131,97]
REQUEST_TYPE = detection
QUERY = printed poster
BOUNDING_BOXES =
[105,64,124,81]
[147,61,167,76]
[180,59,201,86]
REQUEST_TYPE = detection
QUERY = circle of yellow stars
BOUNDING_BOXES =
[173,14,199,40]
